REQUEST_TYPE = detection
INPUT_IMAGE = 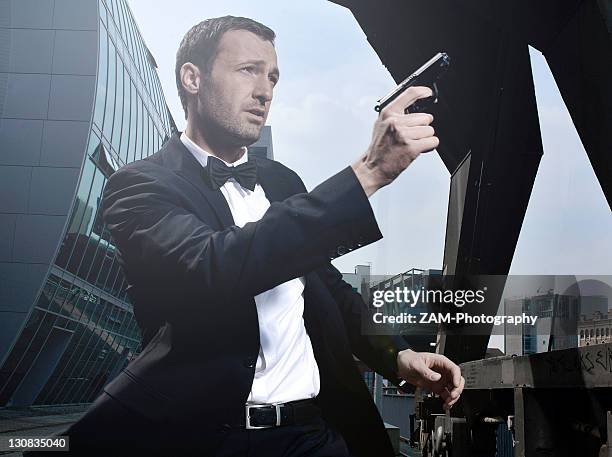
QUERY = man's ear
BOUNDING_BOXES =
[180,62,200,97]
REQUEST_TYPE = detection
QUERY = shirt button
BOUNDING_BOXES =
[243,357,256,368]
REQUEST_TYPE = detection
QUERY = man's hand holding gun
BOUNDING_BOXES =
[352,52,450,197]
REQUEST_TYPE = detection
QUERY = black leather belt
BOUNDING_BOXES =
[243,398,321,429]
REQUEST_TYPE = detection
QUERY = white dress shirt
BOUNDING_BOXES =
[180,132,320,404]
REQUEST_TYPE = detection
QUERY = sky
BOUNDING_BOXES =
[128,0,612,278]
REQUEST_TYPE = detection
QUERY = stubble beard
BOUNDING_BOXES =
[197,90,262,148]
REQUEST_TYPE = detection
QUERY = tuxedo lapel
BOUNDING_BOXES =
[253,156,289,204]
[162,134,234,228]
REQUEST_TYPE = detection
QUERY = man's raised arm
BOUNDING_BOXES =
[102,162,382,308]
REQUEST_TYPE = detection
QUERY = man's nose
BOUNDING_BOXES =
[253,76,273,104]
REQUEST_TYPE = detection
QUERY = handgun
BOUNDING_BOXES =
[374,52,450,114]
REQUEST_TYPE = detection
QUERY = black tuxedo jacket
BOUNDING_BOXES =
[100,133,409,456]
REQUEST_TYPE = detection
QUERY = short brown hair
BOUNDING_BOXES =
[175,16,276,120]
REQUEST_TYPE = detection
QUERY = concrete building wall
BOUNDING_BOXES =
[0,0,98,368]
[0,0,176,406]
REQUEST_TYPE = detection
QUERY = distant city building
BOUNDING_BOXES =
[248,126,274,160]
[504,292,607,356]
[0,0,176,407]
[341,265,376,392]
[342,264,372,294]
[578,311,611,346]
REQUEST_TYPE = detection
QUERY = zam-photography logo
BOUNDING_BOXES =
[362,275,612,337]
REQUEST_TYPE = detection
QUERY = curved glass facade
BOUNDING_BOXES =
[0,0,176,406]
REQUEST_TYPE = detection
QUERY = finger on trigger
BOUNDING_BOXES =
[383,85,433,115]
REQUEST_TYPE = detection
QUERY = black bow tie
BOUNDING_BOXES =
[203,156,258,191]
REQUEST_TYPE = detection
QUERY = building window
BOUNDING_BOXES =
[91,143,119,178]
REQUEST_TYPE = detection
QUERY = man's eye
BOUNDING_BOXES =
[240,66,255,74]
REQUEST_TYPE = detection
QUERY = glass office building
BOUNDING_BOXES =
[0,0,176,406]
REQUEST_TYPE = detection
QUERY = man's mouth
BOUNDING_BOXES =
[246,108,265,119]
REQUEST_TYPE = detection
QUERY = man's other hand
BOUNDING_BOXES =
[397,349,465,411]
[352,85,439,197]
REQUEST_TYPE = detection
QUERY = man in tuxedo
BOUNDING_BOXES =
[27,15,464,457]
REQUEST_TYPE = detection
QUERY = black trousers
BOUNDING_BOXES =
[213,415,352,457]
[23,392,352,457]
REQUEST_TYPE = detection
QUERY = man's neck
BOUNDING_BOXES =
[185,122,245,164]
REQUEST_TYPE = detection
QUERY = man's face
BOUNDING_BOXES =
[196,29,279,146]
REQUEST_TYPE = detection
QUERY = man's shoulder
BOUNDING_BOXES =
[254,156,307,192]
[112,142,173,179]
[118,158,162,174]
[103,146,180,204]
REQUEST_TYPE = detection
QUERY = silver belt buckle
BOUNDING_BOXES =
[245,403,282,429]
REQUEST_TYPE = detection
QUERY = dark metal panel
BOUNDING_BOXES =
[40,121,90,168]
[336,0,508,175]
[12,215,66,264]
[0,29,54,74]
[0,166,31,213]
[52,30,98,76]
[0,0,54,29]
[28,167,80,215]
[462,343,612,389]
[53,0,98,31]
[543,0,612,209]
[1,74,51,119]
[0,119,44,167]
[48,75,96,122]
